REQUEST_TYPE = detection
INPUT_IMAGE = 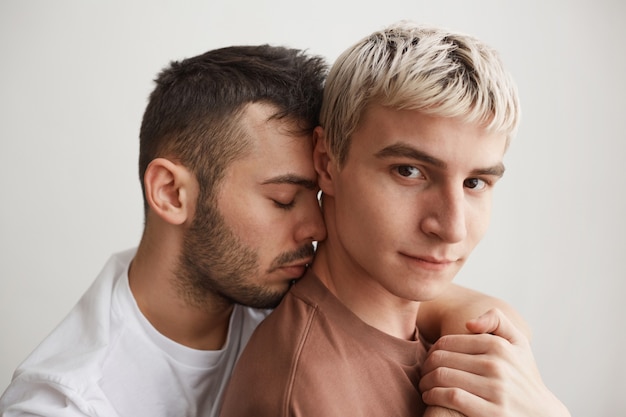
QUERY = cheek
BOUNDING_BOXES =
[467,199,493,243]
[219,194,270,246]
[335,184,396,246]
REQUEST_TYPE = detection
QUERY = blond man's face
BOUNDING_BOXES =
[322,105,507,302]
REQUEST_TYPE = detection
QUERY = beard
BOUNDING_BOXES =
[175,197,314,311]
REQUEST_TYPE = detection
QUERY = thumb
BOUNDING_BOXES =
[466,308,525,345]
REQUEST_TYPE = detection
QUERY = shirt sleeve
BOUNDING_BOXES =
[0,377,107,417]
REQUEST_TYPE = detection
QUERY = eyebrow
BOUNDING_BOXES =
[261,174,318,190]
[375,143,506,178]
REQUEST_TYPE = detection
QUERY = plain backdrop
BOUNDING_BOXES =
[1,1,624,415]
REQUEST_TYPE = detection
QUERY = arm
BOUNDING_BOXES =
[419,308,571,417]
[416,283,531,343]
[417,284,532,417]
[0,377,98,417]
[416,284,532,417]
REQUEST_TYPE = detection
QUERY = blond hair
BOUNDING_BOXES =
[320,21,521,165]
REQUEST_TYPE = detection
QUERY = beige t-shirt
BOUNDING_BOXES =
[220,269,427,417]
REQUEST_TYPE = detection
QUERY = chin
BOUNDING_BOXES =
[229,284,289,310]
[241,293,284,310]
[409,280,452,302]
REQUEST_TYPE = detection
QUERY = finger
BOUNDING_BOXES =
[421,348,498,378]
[422,386,493,417]
[419,365,499,402]
[429,333,505,356]
[465,308,526,346]
[423,405,468,417]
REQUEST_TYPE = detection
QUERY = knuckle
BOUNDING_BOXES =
[433,335,451,350]
[423,387,468,411]
[426,366,451,385]
[480,356,498,372]
[487,334,510,355]
[429,348,447,364]
[492,334,509,350]
[444,387,468,409]
[490,306,504,317]
[481,357,505,378]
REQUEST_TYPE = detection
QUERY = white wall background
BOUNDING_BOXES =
[1,0,624,414]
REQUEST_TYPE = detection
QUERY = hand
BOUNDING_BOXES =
[419,308,571,417]
[423,406,466,417]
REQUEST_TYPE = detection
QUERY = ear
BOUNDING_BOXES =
[143,158,196,225]
[313,126,336,196]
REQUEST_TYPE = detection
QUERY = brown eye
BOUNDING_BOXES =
[396,166,421,178]
[463,178,487,190]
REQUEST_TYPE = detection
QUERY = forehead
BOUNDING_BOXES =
[225,103,315,184]
[349,105,507,168]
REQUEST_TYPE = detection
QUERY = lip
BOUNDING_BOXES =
[279,259,313,279]
[400,253,457,271]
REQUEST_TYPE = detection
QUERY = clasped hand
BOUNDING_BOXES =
[419,308,571,417]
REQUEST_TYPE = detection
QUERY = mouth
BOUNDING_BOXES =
[277,258,313,279]
[400,253,458,271]
[280,265,308,280]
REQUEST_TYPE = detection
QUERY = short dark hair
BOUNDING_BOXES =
[138,45,328,212]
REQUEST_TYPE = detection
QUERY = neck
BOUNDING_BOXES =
[129,229,234,350]
[311,242,420,341]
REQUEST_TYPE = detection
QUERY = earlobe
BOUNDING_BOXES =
[144,158,195,225]
[313,127,336,196]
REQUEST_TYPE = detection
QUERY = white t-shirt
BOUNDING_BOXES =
[0,248,269,417]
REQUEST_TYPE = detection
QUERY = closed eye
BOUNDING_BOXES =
[273,199,295,210]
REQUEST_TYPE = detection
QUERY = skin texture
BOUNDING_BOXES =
[129,103,326,350]
[133,103,569,416]
[421,308,571,417]
[417,284,532,342]
[312,104,570,416]
[177,103,325,310]
[313,105,507,340]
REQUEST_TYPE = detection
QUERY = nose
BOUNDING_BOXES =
[420,186,467,243]
[295,192,327,243]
